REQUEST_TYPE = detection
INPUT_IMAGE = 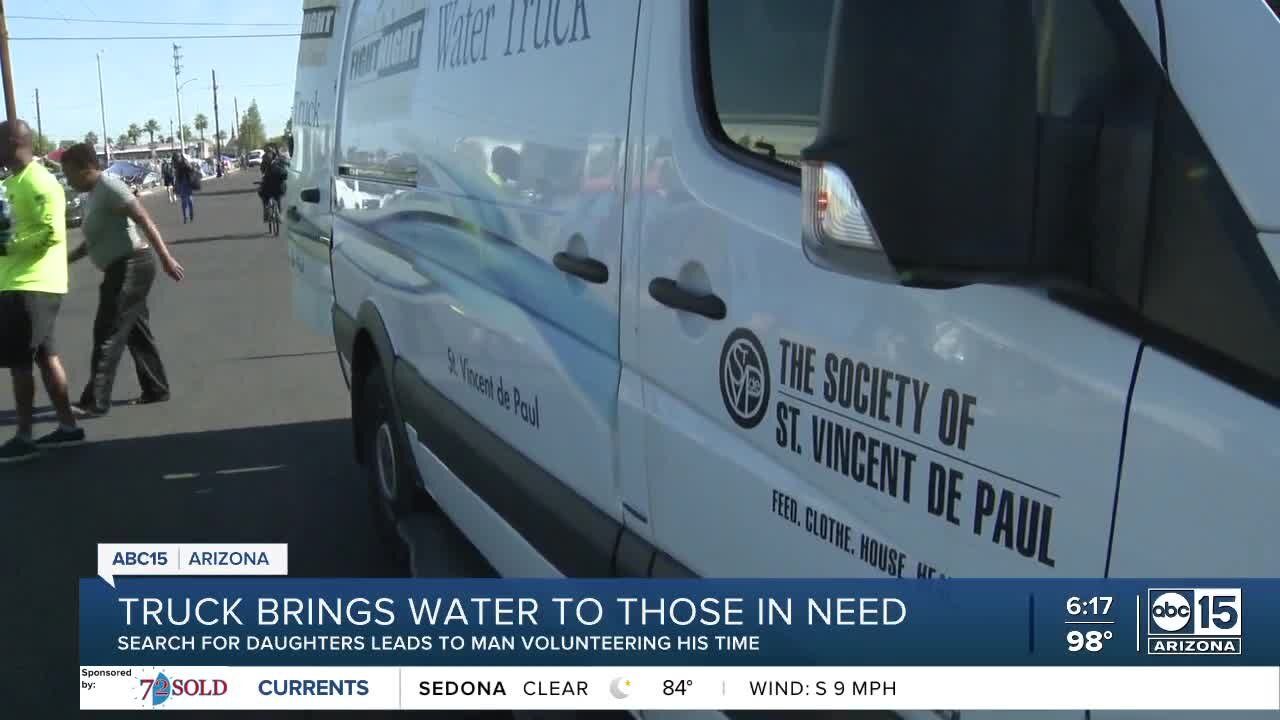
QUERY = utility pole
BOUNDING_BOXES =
[97,50,110,162]
[33,88,41,146]
[0,0,17,126]
[172,44,184,149]
[212,69,222,176]
[233,96,240,139]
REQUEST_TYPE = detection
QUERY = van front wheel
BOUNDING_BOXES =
[359,363,416,556]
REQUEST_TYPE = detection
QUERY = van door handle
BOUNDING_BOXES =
[300,187,321,204]
[648,277,726,320]
[553,252,609,284]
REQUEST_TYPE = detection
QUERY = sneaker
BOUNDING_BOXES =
[36,426,86,448]
[72,402,107,418]
[0,436,41,464]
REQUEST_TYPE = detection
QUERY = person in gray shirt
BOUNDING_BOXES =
[59,143,185,416]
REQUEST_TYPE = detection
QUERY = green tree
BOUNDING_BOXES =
[116,133,131,148]
[127,123,142,145]
[84,131,99,146]
[237,100,267,152]
[58,139,76,150]
[180,125,193,146]
[143,119,161,145]
[215,129,227,142]
[33,134,54,155]
[194,113,208,145]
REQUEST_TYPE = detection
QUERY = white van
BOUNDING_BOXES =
[288,1,1280,717]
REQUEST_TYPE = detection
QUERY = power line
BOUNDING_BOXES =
[8,15,299,27]
[10,33,301,41]
[193,82,291,90]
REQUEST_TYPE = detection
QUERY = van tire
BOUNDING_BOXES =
[359,362,416,563]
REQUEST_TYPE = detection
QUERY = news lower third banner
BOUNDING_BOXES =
[80,576,1280,711]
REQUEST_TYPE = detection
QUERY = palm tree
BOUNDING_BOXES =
[84,131,99,146]
[143,119,161,145]
[181,125,193,146]
[116,133,131,148]
[127,123,142,145]
[215,129,227,142]
[194,113,209,146]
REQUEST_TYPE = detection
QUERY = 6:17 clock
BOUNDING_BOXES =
[1066,596,1113,616]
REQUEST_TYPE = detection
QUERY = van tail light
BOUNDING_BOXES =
[801,161,881,251]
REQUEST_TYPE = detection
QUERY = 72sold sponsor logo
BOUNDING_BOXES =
[140,671,228,706]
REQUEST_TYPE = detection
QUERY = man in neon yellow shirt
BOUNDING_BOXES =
[0,119,84,463]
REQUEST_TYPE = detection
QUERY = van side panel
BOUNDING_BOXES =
[1109,350,1280,576]
[332,0,642,575]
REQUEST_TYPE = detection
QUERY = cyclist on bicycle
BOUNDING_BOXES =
[257,144,287,223]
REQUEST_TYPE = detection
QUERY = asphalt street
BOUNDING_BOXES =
[0,170,501,718]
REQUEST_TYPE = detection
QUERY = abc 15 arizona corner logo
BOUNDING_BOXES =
[1146,588,1243,655]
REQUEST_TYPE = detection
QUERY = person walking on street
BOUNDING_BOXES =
[0,120,85,463]
[161,159,175,204]
[172,153,197,223]
[59,143,184,417]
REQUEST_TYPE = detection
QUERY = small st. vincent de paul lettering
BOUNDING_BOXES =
[437,0,591,71]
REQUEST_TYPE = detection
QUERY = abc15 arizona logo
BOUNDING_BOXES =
[1146,588,1242,655]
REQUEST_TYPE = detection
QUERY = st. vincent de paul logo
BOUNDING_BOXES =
[720,328,770,429]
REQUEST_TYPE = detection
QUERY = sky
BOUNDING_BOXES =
[4,0,302,145]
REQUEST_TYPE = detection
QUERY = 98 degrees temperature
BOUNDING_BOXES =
[1067,629,1113,652]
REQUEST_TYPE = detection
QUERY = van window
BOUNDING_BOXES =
[1139,88,1280,394]
[701,0,834,172]
[336,0,427,186]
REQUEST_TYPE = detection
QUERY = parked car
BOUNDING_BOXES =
[36,157,85,227]
[247,149,265,167]
[63,181,86,227]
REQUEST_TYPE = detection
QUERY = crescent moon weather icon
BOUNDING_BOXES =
[610,677,631,699]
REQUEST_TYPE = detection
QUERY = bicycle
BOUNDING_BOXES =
[265,195,281,237]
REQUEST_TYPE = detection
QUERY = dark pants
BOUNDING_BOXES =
[79,250,169,413]
[178,187,194,220]
[259,186,284,220]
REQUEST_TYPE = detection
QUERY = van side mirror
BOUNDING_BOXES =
[802,0,1039,287]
